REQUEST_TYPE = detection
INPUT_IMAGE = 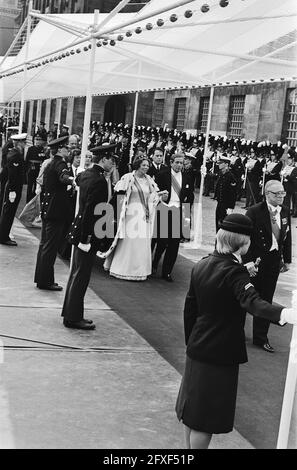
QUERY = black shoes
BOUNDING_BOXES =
[37,284,63,291]
[0,239,17,246]
[253,341,275,353]
[63,319,96,330]
[162,273,173,282]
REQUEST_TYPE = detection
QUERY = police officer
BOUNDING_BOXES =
[175,213,297,449]
[34,136,74,290]
[61,145,116,330]
[214,154,237,232]
[0,133,27,246]
[25,135,46,203]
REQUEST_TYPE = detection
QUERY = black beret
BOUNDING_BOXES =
[219,213,253,236]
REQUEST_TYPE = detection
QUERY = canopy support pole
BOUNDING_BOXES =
[80,10,99,170]
[277,319,297,449]
[56,98,62,138]
[129,91,139,166]
[70,9,99,271]
[129,62,141,166]
[19,0,32,134]
[185,85,215,249]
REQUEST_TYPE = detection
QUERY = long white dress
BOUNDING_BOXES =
[105,176,153,281]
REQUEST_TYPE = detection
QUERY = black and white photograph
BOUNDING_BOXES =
[0,0,297,452]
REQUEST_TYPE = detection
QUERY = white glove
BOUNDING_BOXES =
[200,165,207,177]
[9,191,16,203]
[280,308,297,325]
[226,208,233,215]
[245,261,258,277]
[35,186,41,195]
[78,242,91,253]
[262,167,267,173]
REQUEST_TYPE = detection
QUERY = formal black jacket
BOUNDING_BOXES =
[25,145,46,172]
[247,159,263,183]
[41,155,73,221]
[184,251,283,365]
[147,163,167,180]
[265,160,282,182]
[284,167,297,194]
[230,156,245,181]
[6,148,24,193]
[68,164,108,251]
[214,170,237,208]
[155,169,194,205]
[243,201,291,264]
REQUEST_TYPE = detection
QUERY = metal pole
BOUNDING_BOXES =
[129,91,139,167]
[70,9,99,270]
[56,98,62,137]
[185,85,215,249]
[19,0,32,134]
[80,10,99,170]
[277,306,297,449]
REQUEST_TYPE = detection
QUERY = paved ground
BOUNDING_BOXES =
[0,186,296,449]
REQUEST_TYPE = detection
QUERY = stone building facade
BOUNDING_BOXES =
[9,80,297,147]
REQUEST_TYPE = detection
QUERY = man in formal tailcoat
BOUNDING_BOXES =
[61,146,116,330]
[34,136,74,290]
[214,155,237,232]
[152,153,194,281]
[147,148,167,180]
[0,133,26,245]
[243,180,292,353]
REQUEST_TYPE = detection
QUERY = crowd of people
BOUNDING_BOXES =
[0,118,297,449]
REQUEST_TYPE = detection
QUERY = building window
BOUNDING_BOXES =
[197,96,210,133]
[173,97,187,131]
[227,95,245,138]
[286,89,297,147]
[153,99,164,127]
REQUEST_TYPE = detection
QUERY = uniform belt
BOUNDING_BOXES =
[29,160,42,164]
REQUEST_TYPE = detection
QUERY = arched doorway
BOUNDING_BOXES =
[104,96,126,124]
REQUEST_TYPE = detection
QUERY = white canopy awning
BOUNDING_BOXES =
[0,0,296,102]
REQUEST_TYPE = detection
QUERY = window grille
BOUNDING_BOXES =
[197,96,210,132]
[173,98,187,131]
[227,95,245,138]
[286,89,297,147]
[153,99,164,127]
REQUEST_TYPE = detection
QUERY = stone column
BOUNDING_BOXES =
[65,97,74,134]
[27,100,34,137]
[44,98,51,130]
[35,99,42,127]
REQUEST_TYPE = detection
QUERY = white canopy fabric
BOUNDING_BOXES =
[0,0,296,102]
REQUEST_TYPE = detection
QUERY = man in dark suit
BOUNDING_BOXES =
[61,147,116,330]
[245,149,263,208]
[214,155,237,232]
[243,180,292,353]
[34,136,74,290]
[152,153,194,281]
[25,135,46,203]
[0,133,26,246]
[147,148,167,180]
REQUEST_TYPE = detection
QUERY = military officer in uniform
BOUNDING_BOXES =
[34,136,74,290]
[61,146,116,330]
[214,154,237,232]
[25,134,46,203]
[0,133,27,246]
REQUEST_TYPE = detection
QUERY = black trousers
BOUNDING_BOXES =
[153,238,180,276]
[215,203,227,232]
[0,185,22,242]
[61,247,97,322]
[252,250,281,345]
[0,171,8,216]
[34,219,64,287]
[26,169,39,203]
[246,179,260,207]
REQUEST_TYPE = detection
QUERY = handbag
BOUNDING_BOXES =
[19,194,41,227]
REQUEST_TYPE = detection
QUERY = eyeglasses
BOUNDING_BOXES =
[268,191,286,196]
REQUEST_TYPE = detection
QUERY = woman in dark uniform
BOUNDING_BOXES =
[175,213,296,449]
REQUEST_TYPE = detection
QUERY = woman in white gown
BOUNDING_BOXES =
[99,157,168,281]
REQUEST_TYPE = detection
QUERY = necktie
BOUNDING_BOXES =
[269,209,280,242]
[105,174,112,201]
[157,165,160,170]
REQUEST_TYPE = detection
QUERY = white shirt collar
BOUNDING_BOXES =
[267,201,281,214]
